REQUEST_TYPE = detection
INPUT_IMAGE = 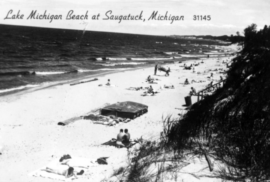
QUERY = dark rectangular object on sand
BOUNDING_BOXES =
[100,101,148,119]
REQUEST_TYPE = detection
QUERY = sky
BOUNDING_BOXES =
[0,0,269,36]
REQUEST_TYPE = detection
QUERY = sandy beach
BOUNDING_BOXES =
[0,45,237,182]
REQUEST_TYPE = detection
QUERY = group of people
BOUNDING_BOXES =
[116,129,131,148]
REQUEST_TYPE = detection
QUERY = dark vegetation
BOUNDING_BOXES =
[172,34,244,43]
[166,24,270,181]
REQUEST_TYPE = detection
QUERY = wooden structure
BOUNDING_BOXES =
[194,80,225,102]
[100,101,148,119]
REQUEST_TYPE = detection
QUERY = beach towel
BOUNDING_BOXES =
[102,139,138,148]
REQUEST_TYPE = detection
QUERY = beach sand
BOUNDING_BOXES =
[0,45,237,182]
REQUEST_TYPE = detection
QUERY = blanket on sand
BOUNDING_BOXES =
[29,157,96,181]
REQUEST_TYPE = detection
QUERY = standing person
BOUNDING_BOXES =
[220,76,223,81]
[154,64,158,75]
[165,67,170,76]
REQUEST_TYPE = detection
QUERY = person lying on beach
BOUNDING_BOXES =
[164,85,174,89]
[184,65,192,70]
[45,166,78,179]
[184,79,190,85]
[127,87,143,91]
[44,155,84,179]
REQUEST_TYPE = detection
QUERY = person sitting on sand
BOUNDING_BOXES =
[190,87,197,95]
[116,129,125,148]
[106,79,110,86]
[184,79,190,85]
[147,85,155,95]
[146,75,155,83]
[122,129,131,145]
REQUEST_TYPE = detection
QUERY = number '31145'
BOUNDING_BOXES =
[193,15,211,21]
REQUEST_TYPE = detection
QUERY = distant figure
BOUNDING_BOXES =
[122,129,131,145]
[146,75,154,83]
[106,79,110,86]
[147,85,155,95]
[166,67,170,76]
[190,87,197,95]
[210,73,214,77]
[184,64,192,70]
[208,81,213,87]
[184,79,190,85]
[154,64,158,75]
[220,76,223,81]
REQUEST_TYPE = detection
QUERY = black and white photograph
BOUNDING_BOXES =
[0,0,269,181]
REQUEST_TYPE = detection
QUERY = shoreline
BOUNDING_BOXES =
[0,51,234,98]
[0,59,178,98]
